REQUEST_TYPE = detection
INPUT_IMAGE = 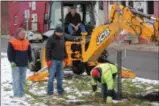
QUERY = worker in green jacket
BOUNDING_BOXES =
[90,62,118,103]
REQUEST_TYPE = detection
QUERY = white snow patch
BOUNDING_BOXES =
[81,91,90,95]
[132,77,159,85]
[65,87,73,93]
[151,102,159,106]
[34,103,47,106]
[123,77,159,85]
[76,91,83,97]
[67,95,76,99]
[29,87,46,96]
[146,86,154,91]
[65,87,78,93]
[66,99,85,103]
[133,84,144,89]
[83,72,87,76]
[1,58,12,83]
[67,81,73,84]
[1,52,7,57]
[113,99,127,104]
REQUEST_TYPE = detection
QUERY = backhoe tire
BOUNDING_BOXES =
[85,63,95,75]
[30,48,41,72]
[72,61,85,75]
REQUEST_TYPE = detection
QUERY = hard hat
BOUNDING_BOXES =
[92,68,100,78]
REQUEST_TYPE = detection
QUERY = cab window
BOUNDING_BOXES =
[49,2,61,29]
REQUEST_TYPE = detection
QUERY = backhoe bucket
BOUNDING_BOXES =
[27,71,48,81]
[120,70,136,78]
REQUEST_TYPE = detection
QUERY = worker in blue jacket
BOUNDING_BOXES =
[7,27,33,99]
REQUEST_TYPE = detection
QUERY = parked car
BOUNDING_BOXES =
[26,31,43,42]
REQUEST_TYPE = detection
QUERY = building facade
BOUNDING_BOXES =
[1,1,159,44]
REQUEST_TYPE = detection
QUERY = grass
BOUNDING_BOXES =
[24,74,159,106]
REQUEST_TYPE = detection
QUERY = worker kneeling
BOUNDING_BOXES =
[90,62,118,103]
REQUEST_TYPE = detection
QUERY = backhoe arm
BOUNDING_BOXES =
[82,4,159,62]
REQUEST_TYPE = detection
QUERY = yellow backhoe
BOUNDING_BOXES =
[28,3,159,82]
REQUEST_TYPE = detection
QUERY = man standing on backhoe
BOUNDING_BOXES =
[90,62,118,103]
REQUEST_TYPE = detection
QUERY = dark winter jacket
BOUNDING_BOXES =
[7,37,32,67]
[65,12,82,26]
[45,33,74,61]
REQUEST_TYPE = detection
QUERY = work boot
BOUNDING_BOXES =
[58,91,64,96]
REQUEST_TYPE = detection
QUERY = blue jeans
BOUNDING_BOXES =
[47,60,64,95]
[101,84,117,100]
[12,67,27,97]
[67,24,86,35]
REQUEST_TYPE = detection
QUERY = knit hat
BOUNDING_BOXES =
[92,68,100,78]
[55,26,64,33]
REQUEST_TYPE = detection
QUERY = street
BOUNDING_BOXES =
[1,38,159,80]
[107,48,159,80]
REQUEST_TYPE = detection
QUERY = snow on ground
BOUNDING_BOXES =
[1,52,159,106]
[151,102,159,106]
[1,56,32,106]
[1,53,87,106]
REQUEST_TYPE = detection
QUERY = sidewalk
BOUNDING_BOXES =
[109,42,159,53]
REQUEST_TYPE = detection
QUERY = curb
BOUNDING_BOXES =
[0,35,10,39]
[109,43,159,53]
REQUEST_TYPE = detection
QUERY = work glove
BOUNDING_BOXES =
[47,61,52,67]
[10,62,16,67]
[106,96,113,103]
[64,58,68,65]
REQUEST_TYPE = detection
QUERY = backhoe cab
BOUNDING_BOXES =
[44,1,96,37]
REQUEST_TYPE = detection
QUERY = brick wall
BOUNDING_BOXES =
[1,1,9,35]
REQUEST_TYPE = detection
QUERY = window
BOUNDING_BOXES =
[121,1,126,6]
[14,16,18,25]
[86,5,91,24]
[134,2,144,12]
[99,1,103,10]
[147,1,154,14]
[128,1,133,7]
[86,4,95,25]
[75,4,83,21]
[50,2,61,29]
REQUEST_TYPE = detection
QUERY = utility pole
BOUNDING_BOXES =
[24,10,30,37]
[116,3,123,100]
[117,49,122,100]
